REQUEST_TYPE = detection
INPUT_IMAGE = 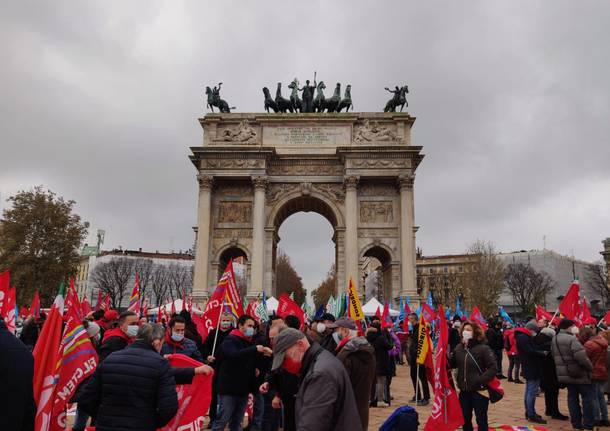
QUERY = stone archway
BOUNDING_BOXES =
[265,192,344,297]
[361,244,397,303]
[189,113,424,304]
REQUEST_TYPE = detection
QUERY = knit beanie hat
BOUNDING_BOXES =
[525,320,539,333]
[86,321,101,338]
[558,318,575,330]
[540,327,555,338]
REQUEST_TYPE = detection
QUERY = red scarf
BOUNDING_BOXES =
[230,328,253,342]
[101,327,132,344]
[335,336,350,352]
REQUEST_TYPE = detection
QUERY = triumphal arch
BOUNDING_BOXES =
[190,113,423,303]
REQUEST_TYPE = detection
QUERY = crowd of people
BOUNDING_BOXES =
[5,304,610,431]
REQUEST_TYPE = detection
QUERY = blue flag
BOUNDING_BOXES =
[426,292,434,309]
[315,304,325,319]
[499,306,514,325]
[455,297,462,317]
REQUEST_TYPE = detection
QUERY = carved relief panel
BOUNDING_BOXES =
[359,201,394,224]
[217,201,252,224]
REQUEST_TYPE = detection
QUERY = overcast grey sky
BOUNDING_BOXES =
[1,1,609,292]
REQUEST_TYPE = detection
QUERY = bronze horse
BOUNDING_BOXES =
[275,83,294,113]
[383,85,408,112]
[205,86,233,113]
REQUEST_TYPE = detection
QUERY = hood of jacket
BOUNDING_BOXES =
[342,336,373,354]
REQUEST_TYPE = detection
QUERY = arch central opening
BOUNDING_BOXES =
[271,195,338,307]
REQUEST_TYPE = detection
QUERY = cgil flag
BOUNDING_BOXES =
[416,312,435,386]
[470,306,488,331]
[558,280,581,321]
[424,304,464,431]
[50,298,98,430]
[33,284,65,431]
[347,278,365,321]
[277,293,305,326]
[29,291,41,319]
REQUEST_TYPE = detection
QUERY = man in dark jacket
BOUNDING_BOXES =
[271,328,362,431]
[486,319,506,379]
[319,312,338,352]
[0,319,35,431]
[161,315,203,361]
[536,326,569,420]
[407,312,430,405]
[79,323,211,431]
[212,314,272,431]
[516,319,549,424]
[98,310,138,362]
[202,312,234,428]
[366,321,394,406]
[334,317,376,430]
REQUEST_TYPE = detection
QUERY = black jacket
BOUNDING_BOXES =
[486,327,504,351]
[534,331,560,389]
[320,332,338,353]
[366,328,394,376]
[217,332,260,396]
[98,328,131,362]
[0,320,35,431]
[450,340,498,392]
[515,328,547,380]
[79,340,179,431]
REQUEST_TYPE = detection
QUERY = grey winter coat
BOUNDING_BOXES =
[296,343,363,431]
[551,329,593,385]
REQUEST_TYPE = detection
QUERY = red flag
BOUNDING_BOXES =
[223,260,244,317]
[4,286,16,333]
[80,298,92,316]
[19,306,29,318]
[160,354,213,431]
[64,278,82,326]
[424,305,464,431]
[535,304,554,322]
[375,306,382,319]
[421,303,437,322]
[601,310,610,325]
[128,273,141,314]
[50,300,98,430]
[102,294,110,311]
[171,299,177,316]
[277,293,305,326]
[470,306,488,331]
[578,297,592,325]
[558,281,581,320]
[142,297,149,318]
[94,289,103,311]
[33,293,64,431]
[381,301,392,329]
[0,270,10,316]
[246,301,258,322]
[30,291,41,319]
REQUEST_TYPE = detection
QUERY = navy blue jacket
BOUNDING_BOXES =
[0,320,35,431]
[79,340,179,431]
[217,332,259,396]
[515,328,547,380]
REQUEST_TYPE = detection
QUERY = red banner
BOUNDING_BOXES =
[277,293,305,325]
[424,305,464,431]
[470,306,488,331]
[558,281,581,321]
[159,354,213,431]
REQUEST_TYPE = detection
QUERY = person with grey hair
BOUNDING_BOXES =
[79,323,212,431]
[271,327,362,430]
[332,317,375,429]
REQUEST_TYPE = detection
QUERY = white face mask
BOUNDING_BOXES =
[462,330,473,341]
[570,326,580,335]
[125,325,139,338]
[171,332,184,342]
[316,323,326,334]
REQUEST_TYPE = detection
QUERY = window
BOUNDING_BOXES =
[443,266,448,273]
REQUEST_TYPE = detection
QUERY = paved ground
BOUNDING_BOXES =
[369,360,577,430]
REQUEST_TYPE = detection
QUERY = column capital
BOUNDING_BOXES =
[197,174,214,191]
[251,176,269,191]
[343,175,360,191]
[397,174,415,190]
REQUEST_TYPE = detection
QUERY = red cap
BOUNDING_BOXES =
[104,310,119,321]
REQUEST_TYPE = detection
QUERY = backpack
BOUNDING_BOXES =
[379,405,419,431]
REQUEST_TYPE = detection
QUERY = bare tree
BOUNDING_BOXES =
[276,250,306,305]
[505,263,556,315]
[167,263,194,301]
[463,240,505,316]
[133,258,155,305]
[150,264,171,307]
[312,263,337,308]
[586,261,609,308]
[428,271,463,308]
[90,257,135,308]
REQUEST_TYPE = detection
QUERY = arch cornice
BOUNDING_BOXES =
[266,190,345,229]
[214,242,251,262]
[359,241,395,263]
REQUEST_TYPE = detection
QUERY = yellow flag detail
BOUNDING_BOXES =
[347,278,365,320]
[416,312,429,365]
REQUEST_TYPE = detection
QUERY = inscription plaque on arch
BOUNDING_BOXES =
[262,125,351,147]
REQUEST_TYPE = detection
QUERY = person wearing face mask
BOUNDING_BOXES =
[271,327,362,431]
[515,319,549,424]
[318,313,339,352]
[552,318,596,431]
[449,321,497,431]
[98,310,139,362]
[333,317,375,429]
[406,312,431,405]
[78,323,213,431]
[161,315,203,362]
[212,315,273,431]
[202,312,235,429]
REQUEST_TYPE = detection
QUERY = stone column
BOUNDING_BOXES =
[192,174,214,301]
[250,176,268,297]
[398,174,417,298]
[344,176,359,291]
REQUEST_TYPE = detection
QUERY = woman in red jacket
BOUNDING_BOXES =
[583,327,610,427]
[503,324,523,384]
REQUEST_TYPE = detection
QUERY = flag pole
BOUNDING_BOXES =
[211,300,225,358]
[415,361,420,408]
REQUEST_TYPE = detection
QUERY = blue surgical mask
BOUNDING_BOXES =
[125,325,139,338]
[171,333,184,342]
[244,327,255,338]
